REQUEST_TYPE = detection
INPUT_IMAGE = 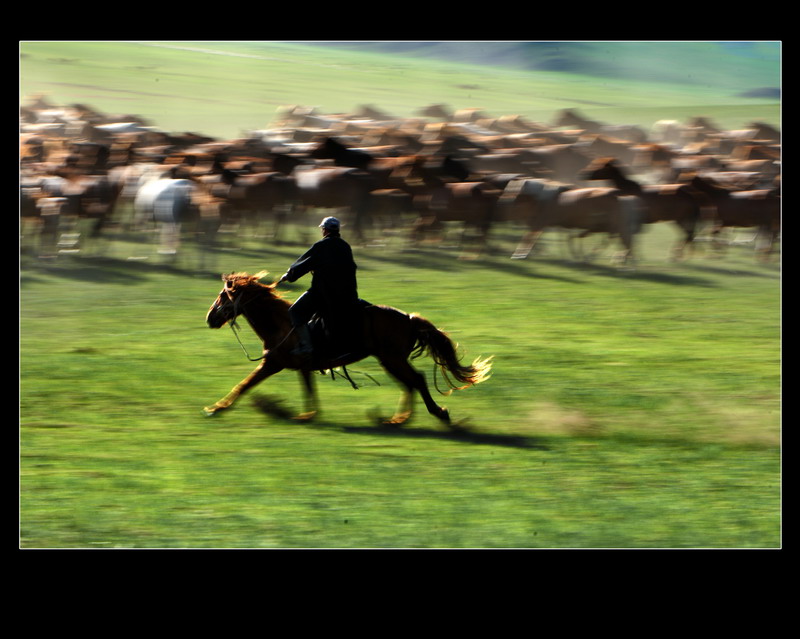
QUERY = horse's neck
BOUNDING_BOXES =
[608,167,643,194]
[694,178,728,198]
[241,292,292,347]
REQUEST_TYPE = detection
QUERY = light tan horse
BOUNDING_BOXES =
[499,178,642,264]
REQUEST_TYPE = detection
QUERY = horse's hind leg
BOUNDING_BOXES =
[381,358,450,426]
[295,369,319,421]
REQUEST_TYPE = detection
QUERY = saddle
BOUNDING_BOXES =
[307,299,372,363]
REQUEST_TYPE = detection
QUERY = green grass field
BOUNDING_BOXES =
[20,221,781,548]
[19,42,781,548]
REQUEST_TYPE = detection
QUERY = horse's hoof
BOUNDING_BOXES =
[293,411,317,422]
[381,411,411,427]
[204,403,228,416]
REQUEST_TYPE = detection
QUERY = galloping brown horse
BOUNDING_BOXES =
[293,166,377,241]
[204,272,492,426]
[391,156,501,253]
[580,157,708,259]
[499,177,642,264]
[686,174,781,258]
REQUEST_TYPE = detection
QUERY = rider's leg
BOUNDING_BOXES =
[288,291,316,357]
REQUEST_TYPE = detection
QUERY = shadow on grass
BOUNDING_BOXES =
[677,260,780,280]
[22,234,743,290]
[363,245,585,284]
[545,257,722,287]
[360,244,723,288]
[20,252,213,285]
[250,395,549,450]
[20,239,310,287]
[344,420,551,450]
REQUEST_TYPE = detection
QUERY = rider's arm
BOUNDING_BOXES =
[282,243,320,283]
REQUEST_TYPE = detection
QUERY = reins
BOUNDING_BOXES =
[224,284,268,361]
[229,318,268,361]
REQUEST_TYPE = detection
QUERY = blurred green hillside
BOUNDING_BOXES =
[306,41,781,93]
[20,41,780,140]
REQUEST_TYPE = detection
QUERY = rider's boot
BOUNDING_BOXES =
[291,324,314,362]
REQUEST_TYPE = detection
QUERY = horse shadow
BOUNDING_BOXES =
[548,257,721,286]
[250,394,549,450]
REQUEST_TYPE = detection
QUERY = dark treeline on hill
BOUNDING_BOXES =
[304,41,781,94]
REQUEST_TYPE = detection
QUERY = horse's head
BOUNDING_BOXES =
[554,108,581,127]
[206,271,276,329]
[579,157,620,182]
[309,136,341,160]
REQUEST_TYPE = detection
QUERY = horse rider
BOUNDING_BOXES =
[278,216,359,360]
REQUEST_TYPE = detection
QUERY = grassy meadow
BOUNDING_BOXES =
[19,42,781,548]
[20,223,781,548]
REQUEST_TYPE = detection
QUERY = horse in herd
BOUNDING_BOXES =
[685,174,780,256]
[498,177,642,263]
[580,157,708,259]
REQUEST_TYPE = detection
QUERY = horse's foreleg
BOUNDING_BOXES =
[158,221,181,256]
[617,233,635,268]
[294,369,319,421]
[273,204,290,243]
[203,357,282,416]
[511,228,544,259]
[670,220,692,260]
[755,225,778,261]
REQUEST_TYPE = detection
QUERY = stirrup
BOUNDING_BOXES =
[291,324,313,360]
[292,345,313,358]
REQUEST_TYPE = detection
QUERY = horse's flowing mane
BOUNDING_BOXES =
[222,272,292,319]
[224,271,280,293]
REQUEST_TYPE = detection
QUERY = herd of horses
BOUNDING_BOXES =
[21,100,780,425]
[20,100,781,267]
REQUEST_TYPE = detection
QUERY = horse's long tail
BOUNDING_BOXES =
[408,314,493,392]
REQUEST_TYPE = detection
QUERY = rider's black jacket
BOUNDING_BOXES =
[284,234,359,314]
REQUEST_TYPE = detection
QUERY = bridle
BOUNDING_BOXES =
[217,280,266,361]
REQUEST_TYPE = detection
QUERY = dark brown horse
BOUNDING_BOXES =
[204,272,492,426]
[580,157,708,259]
[309,136,374,170]
[293,166,377,240]
[686,175,780,258]
[197,167,298,240]
[20,170,123,256]
[391,156,501,253]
